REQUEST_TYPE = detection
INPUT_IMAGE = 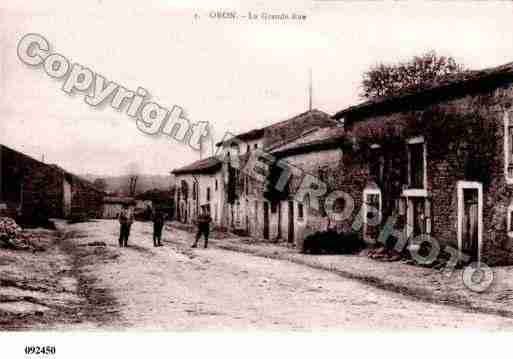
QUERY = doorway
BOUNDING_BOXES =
[363,188,382,242]
[288,201,294,243]
[277,202,282,239]
[263,202,269,240]
[457,181,483,262]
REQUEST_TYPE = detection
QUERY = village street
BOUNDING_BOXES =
[1,219,510,330]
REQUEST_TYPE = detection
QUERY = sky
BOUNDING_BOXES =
[1,0,513,176]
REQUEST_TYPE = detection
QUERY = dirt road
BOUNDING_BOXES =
[59,220,513,329]
[4,219,513,330]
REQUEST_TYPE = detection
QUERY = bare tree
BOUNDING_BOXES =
[361,50,464,99]
[126,162,140,197]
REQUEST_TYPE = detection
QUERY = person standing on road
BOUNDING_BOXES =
[118,204,134,247]
[192,207,212,249]
[152,209,166,247]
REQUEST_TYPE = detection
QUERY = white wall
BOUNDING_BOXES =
[175,170,225,227]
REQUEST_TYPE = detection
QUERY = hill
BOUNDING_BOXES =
[80,174,175,196]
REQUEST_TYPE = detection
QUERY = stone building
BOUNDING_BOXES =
[172,61,513,265]
[214,109,337,236]
[171,109,337,232]
[0,144,104,222]
[332,61,513,265]
[267,126,346,245]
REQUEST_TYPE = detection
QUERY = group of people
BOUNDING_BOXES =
[117,205,212,249]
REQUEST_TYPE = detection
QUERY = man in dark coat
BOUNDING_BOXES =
[152,209,166,247]
[118,204,134,247]
[192,207,212,249]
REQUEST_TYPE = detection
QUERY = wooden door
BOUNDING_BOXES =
[263,202,269,239]
[412,198,426,238]
[277,203,282,239]
[288,201,294,243]
[462,188,479,260]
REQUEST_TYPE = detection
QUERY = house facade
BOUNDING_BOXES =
[332,61,513,265]
[172,157,225,227]
[172,109,336,232]
[170,61,513,265]
[267,127,346,246]
[215,109,337,237]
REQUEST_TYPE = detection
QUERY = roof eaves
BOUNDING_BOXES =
[272,135,348,158]
[333,61,513,121]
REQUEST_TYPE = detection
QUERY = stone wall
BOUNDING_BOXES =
[68,174,104,219]
[279,149,343,245]
[0,145,104,222]
[342,82,513,264]
[1,145,64,219]
[174,171,226,228]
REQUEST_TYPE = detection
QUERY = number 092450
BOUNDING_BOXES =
[24,346,56,355]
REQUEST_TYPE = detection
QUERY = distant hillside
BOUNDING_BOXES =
[81,174,175,196]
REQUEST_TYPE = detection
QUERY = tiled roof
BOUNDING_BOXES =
[173,109,337,175]
[216,109,336,147]
[49,164,104,193]
[334,61,513,120]
[171,156,222,175]
[271,127,347,158]
[271,127,344,153]
[0,144,104,193]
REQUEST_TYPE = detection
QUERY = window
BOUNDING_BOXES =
[206,187,211,202]
[201,204,211,216]
[507,202,513,238]
[369,145,383,183]
[319,197,327,217]
[504,111,513,181]
[181,180,189,201]
[318,166,328,183]
[245,176,249,196]
[247,144,250,153]
[235,200,241,223]
[230,143,240,156]
[254,143,258,149]
[407,137,426,190]
[297,202,304,220]
[215,179,218,191]
[271,201,277,213]
[240,173,245,194]
[192,182,198,200]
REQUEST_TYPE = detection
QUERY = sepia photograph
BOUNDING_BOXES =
[1,0,513,357]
